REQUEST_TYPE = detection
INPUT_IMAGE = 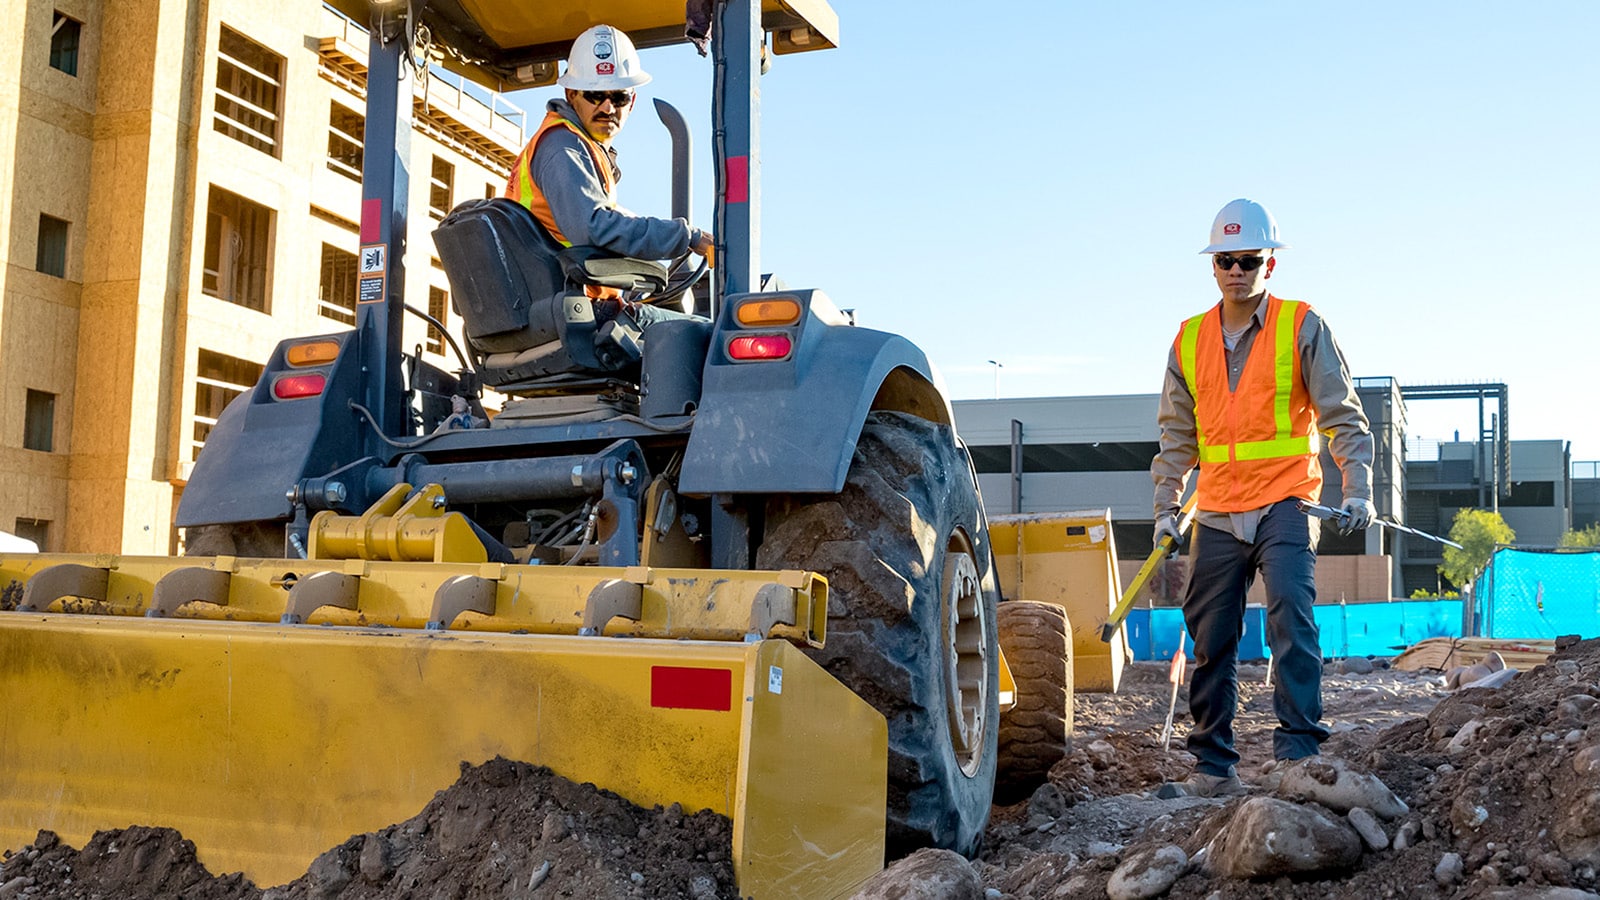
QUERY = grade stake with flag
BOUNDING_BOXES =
[1159,643,1185,749]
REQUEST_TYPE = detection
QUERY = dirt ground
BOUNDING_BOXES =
[5,639,1598,899]
[981,637,1600,899]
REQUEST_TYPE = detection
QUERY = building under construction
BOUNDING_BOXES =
[1,0,520,554]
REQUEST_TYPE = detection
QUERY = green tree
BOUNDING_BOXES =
[1439,509,1515,588]
[1560,522,1600,549]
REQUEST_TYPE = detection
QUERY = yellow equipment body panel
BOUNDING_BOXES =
[0,560,885,899]
[988,510,1130,693]
[447,0,839,54]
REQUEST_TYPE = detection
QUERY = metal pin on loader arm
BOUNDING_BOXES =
[1101,493,1199,643]
[1294,500,1464,549]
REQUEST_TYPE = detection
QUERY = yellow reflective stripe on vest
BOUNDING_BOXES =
[517,160,535,210]
[1273,300,1300,440]
[1232,434,1313,460]
[1179,313,1208,455]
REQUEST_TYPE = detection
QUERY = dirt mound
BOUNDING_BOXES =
[0,826,257,899]
[1,759,736,900]
[979,638,1600,899]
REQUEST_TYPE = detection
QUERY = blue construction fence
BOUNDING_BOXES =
[1124,599,1464,662]
[1471,546,1600,640]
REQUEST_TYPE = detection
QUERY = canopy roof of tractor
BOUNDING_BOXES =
[327,0,838,90]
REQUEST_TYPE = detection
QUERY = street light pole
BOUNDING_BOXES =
[986,359,1003,399]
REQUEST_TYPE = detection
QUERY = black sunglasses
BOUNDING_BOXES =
[1213,253,1267,272]
[581,90,635,107]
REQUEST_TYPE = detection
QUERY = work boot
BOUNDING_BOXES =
[1156,772,1248,799]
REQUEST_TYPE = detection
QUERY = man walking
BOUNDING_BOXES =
[1152,199,1375,796]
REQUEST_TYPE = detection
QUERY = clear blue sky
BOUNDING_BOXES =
[507,2,1599,462]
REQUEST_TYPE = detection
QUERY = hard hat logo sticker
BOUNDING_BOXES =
[594,41,613,60]
[1224,223,1241,235]
[596,62,614,75]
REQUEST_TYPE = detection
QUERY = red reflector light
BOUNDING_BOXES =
[727,334,792,361]
[650,666,732,711]
[272,373,326,400]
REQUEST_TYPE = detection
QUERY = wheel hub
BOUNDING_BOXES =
[941,532,988,777]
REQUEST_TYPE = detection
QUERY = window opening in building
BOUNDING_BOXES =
[13,518,49,550]
[49,12,81,76]
[202,186,273,312]
[214,27,283,156]
[429,156,454,220]
[192,350,264,461]
[319,243,358,325]
[327,102,364,182]
[23,390,56,452]
[36,214,68,278]
[484,181,497,200]
[427,286,448,355]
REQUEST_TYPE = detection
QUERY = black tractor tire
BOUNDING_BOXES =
[994,600,1074,805]
[757,411,1000,859]
[182,522,285,558]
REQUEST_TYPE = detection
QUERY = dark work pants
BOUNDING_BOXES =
[1183,499,1329,776]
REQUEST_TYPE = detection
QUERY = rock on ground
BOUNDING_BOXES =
[1206,797,1363,880]
[1106,844,1187,900]
[1275,755,1409,819]
[850,848,983,900]
[1347,807,1389,851]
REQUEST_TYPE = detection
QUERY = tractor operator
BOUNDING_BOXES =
[504,24,712,327]
[1151,198,1375,798]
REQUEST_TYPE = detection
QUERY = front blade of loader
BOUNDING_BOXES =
[0,561,886,899]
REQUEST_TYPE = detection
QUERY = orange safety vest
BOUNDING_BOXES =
[1175,295,1322,513]
[504,110,617,247]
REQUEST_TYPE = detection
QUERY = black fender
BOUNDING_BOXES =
[176,332,367,527]
[678,289,954,496]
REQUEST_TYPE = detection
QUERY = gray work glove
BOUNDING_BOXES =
[1153,514,1183,553]
[1339,497,1375,533]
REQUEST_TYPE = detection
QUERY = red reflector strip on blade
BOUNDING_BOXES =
[273,373,326,400]
[650,666,733,711]
[727,334,793,361]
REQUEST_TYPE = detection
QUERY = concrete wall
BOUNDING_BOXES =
[1,0,521,552]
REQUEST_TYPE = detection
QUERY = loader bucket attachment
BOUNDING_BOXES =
[988,509,1130,693]
[0,553,887,899]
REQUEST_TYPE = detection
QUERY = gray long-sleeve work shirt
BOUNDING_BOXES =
[530,100,698,260]
[1152,294,1374,544]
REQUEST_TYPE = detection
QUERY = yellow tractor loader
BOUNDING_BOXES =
[0,2,1088,897]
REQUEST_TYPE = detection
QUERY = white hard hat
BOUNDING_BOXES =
[558,25,652,90]
[1200,198,1289,254]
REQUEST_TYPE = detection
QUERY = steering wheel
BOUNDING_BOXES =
[639,251,709,310]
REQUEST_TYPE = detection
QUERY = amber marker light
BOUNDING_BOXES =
[727,334,793,361]
[286,341,340,367]
[735,298,801,327]
[273,373,327,400]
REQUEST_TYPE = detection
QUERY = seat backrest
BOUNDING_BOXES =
[433,199,671,390]
[433,198,565,354]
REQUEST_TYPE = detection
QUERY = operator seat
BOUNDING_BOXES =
[431,198,669,389]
